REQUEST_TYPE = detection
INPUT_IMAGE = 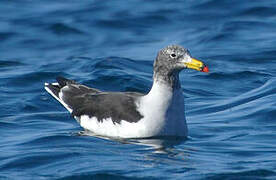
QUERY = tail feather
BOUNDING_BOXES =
[45,83,60,98]
[44,81,73,113]
[45,76,76,99]
[56,76,76,87]
[44,76,100,114]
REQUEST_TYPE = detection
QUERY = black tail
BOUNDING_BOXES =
[44,76,76,98]
[44,83,61,98]
[56,76,76,87]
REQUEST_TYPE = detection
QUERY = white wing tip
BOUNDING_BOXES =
[45,82,59,86]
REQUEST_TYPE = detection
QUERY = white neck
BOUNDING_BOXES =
[146,80,174,106]
[137,80,187,136]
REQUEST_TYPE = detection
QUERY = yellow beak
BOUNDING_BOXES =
[185,58,209,73]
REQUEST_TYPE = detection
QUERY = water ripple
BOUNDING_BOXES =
[1,1,276,180]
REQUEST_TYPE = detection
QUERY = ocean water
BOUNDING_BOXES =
[1,0,276,179]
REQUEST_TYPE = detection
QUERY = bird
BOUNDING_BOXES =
[45,45,209,138]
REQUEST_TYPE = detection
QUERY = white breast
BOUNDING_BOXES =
[137,81,188,137]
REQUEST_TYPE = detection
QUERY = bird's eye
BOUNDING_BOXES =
[170,53,176,58]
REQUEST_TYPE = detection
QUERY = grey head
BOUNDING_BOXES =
[153,45,208,88]
[153,45,192,88]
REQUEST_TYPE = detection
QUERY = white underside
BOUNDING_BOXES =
[45,81,188,138]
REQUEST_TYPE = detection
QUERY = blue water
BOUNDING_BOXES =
[1,1,276,179]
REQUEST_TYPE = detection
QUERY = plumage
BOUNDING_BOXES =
[45,45,208,138]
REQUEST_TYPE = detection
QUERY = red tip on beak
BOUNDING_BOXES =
[201,66,209,73]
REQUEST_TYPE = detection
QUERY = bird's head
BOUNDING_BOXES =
[154,45,209,75]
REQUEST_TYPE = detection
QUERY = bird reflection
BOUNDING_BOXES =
[78,130,187,154]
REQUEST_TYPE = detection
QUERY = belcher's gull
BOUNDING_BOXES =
[45,45,209,138]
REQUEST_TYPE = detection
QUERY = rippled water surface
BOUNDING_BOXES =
[1,1,276,179]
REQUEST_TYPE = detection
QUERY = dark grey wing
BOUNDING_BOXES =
[62,92,144,124]
[46,76,144,123]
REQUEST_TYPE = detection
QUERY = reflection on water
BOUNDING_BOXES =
[79,130,187,154]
